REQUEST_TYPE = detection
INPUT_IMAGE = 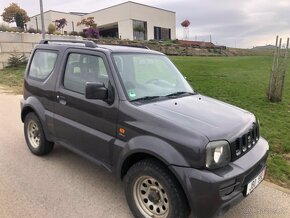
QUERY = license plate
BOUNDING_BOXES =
[246,168,265,195]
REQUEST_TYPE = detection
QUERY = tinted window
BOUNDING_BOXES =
[29,50,57,80]
[63,53,109,94]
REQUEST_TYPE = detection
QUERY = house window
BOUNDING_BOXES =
[133,20,147,40]
[154,27,171,40]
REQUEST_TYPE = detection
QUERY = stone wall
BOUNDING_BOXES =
[0,32,81,69]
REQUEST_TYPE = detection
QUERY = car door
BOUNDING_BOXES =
[53,49,118,165]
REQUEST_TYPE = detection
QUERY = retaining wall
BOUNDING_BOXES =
[0,31,81,69]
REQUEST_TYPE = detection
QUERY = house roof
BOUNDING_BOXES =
[88,1,175,15]
[30,1,175,18]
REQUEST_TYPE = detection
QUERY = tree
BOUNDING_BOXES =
[15,12,24,29]
[181,20,190,28]
[77,17,99,38]
[1,3,30,27]
[77,17,96,28]
[55,18,67,33]
[268,36,289,102]
[181,19,190,40]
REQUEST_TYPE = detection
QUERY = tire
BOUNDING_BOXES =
[24,112,54,156]
[124,159,189,218]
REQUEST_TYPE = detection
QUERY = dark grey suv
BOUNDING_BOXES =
[21,40,269,218]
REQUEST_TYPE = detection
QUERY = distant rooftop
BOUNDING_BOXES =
[69,12,88,16]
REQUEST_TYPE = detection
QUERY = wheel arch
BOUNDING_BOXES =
[21,96,53,141]
[117,135,191,179]
[21,106,35,122]
[121,152,191,216]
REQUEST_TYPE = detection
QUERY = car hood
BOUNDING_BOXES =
[139,94,256,141]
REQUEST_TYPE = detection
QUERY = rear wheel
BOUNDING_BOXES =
[24,112,54,155]
[124,159,189,218]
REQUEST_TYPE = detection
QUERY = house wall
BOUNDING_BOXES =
[26,2,176,40]
[85,2,176,40]
[0,31,81,69]
[26,11,84,33]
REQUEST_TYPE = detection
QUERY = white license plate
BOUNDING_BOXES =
[246,168,265,195]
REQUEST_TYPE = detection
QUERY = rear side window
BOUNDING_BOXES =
[28,50,58,80]
[63,53,109,94]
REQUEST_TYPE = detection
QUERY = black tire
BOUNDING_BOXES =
[124,159,189,218]
[24,112,54,156]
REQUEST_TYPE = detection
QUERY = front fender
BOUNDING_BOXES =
[115,135,191,177]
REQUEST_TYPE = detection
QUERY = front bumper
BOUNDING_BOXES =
[169,137,269,218]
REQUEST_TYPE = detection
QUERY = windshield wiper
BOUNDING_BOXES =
[130,96,162,102]
[165,91,195,98]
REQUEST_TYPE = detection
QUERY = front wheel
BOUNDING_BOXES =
[124,159,189,218]
[24,112,54,156]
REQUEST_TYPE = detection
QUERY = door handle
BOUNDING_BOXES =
[57,95,67,105]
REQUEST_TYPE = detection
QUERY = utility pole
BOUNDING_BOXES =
[39,0,45,39]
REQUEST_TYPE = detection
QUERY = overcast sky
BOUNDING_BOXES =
[1,0,290,48]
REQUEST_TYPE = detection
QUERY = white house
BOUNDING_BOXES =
[26,1,176,40]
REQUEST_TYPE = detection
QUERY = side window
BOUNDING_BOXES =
[29,50,57,80]
[63,53,109,94]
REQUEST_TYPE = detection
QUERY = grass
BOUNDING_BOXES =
[171,56,290,188]
[0,64,25,93]
[0,56,289,188]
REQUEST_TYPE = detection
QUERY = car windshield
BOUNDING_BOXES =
[112,53,194,102]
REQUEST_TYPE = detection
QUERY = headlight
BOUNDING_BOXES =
[206,141,231,169]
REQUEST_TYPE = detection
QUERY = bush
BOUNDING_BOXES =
[0,24,10,32]
[7,54,27,68]
[85,28,100,38]
[47,23,56,34]
[27,27,40,33]
[9,27,23,32]
[78,31,86,38]
[69,31,79,36]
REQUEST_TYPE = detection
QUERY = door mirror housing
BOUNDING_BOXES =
[85,82,108,100]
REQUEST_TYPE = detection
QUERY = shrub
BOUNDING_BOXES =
[7,54,27,68]
[9,27,23,32]
[0,24,10,32]
[27,27,40,33]
[69,31,78,36]
[47,23,56,34]
[85,28,99,38]
[78,31,86,38]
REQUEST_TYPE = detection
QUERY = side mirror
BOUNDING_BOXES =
[85,82,108,100]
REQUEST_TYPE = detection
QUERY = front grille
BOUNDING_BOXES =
[230,123,260,161]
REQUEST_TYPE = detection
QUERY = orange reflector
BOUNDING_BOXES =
[119,128,126,134]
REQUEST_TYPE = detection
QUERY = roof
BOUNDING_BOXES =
[30,1,175,18]
[88,1,175,15]
[30,10,84,18]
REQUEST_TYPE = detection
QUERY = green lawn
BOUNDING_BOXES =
[0,56,289,188]
[0,64,25,93]
[171,56,290,188]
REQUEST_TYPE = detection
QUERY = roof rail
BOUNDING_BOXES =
[39,39,97,48]
[118,44,150,50]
